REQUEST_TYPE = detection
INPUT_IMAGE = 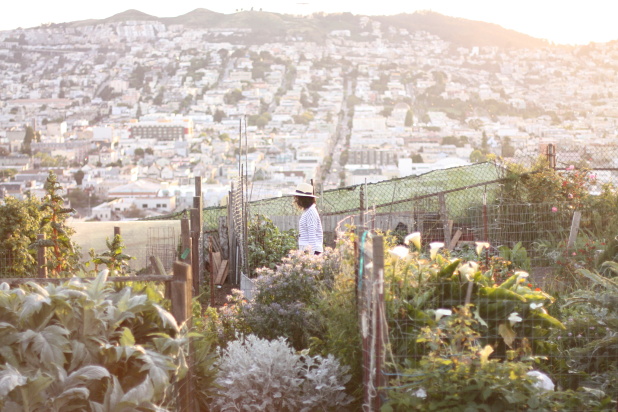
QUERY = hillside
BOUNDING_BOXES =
[62,9,548,49]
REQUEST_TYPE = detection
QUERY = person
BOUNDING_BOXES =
[292,182,323,255]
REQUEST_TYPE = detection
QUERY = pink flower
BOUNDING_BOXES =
[572,252,577,256]
[568,193,573,199]
[589,174,596,180]
[551,207,558,212]
[567,165,575,170]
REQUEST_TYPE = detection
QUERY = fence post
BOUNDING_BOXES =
[439,193,452,246]
[372,235,385,412]
[114,226,120,237]
[37,234,47,279]
[360,185,365,227]
[546,143,556,169]
[190,207,201,296]
[171,261,193,412]
[181,219,192,265]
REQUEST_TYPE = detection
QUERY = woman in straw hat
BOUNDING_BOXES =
[292,182,323,255]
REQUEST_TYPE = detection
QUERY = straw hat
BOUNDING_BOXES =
[291,182,318,198]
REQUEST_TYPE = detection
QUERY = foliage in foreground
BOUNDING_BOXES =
[0,271,212,411]
[214,334,352,412]
[382,306,612,411]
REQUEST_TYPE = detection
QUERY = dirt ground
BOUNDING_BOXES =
[211,283,239,308]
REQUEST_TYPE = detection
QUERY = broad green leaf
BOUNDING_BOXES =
[528,312,566,330]
[498,322,517,348]
[119,327,135,347]
[65,365,110,388]
[153,304,179,332]
[0,365,27,397]
[479,287,526,302]
[121,377,154,404]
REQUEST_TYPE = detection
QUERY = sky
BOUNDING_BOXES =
[1,0,616,45]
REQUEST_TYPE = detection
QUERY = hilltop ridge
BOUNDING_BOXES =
[61,8,548,49]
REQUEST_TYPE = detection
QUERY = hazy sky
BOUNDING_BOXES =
[2,0,616,45]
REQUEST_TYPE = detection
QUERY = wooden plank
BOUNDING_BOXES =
[448,229,462,251]
[214,260,229,285]
[567,211,582,249]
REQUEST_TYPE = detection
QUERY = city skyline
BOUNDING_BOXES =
[1,0,616,46]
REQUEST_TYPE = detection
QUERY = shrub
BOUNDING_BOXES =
[240,248,339,350]
[213,334,352,412]
[0,271,198,411]
[247,214,297,277]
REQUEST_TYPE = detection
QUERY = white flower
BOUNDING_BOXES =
[429,242,444,260]
[459,261,479,281]
[389,246,409,259]
[527,371,555,391]
[515,271,529,283]
[508,312,523,326]
[413,387,427,398]
[404,232,422,250]
[530,302,544,310]
[475,242,490,256]
[435,308,452,321]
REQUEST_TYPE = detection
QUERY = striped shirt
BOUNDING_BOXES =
[298,204,323,253]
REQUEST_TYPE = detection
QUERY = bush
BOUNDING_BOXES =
[0,271,198,411]
[240,248,339,350]
[213,334,352,412]
[247,214,297,277]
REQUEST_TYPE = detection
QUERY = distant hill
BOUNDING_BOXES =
[65,8,549,49]
[375,11,548,49]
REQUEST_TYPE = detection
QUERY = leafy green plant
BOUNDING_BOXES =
[30,171,80,277]
[87,234,135,274]
[382,306,610,411]
[0,195,43,277]
[498,241,531,272]
[548,268,618,399]
[240,248,339,350]
[382,236,564,362]
[214,334,352,412]
[247,214,297,277]
[0,271,198,411]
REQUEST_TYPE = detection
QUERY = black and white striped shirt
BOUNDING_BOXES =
[298,204,323,253]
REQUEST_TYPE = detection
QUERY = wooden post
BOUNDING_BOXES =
[171,261,193,412]
[190,208,201,296]
[372,236,385,412]
[439,193,451,244]
[546,143,556,169]
[193,195,203,284]
[567,211,582,249]
[37,234,47,279]
[114,226,120,237]
[180,219,192,265]
[359,185,365,227]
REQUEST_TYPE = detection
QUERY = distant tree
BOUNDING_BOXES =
[68,188,97,209]
[73,169,85,185]
[411,153,424,163]
[134,148,145,158]
[144,147,154,155]
[470,149,487,163]
[405,110,413,127]
[0,168,16,180]
[224,89,243,105]
[501,136,515,157]
[21,126,35,155]
[214,109,226,123]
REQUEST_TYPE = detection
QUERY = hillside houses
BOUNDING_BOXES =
[1,16,618,220]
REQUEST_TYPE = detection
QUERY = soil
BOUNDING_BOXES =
[211,283,239,308]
